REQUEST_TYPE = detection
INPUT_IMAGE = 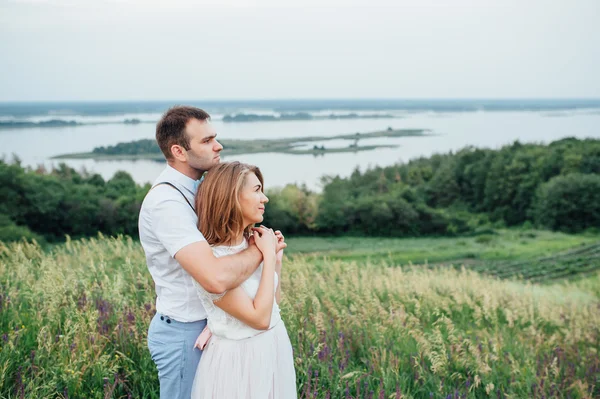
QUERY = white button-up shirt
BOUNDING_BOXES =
[139,165,207,322]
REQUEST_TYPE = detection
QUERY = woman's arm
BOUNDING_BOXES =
[214,253,276,330]
[275,252,283,304]
[274,232,285,304]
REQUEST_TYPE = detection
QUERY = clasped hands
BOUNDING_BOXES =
[249,225,286,264]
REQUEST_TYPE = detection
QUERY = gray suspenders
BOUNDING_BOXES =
[151,182,196,212]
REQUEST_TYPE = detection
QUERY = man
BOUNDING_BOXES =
[138,106,285,399]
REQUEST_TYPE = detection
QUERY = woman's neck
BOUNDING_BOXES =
[229,225,250,247]
[230,234,245,247]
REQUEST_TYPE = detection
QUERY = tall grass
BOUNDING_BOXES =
[0,236,598,398]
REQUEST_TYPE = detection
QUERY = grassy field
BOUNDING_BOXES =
[0,231,599,398]
[286,230,600,283]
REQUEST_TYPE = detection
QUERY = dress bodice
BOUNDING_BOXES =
[193,239,281,340]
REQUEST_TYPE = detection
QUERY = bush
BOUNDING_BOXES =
[263,185,318,235]
[533,173,600,233]
[0,214,44,243]
[475,234,494,244]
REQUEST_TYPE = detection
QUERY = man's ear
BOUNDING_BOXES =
[170,145,187,162]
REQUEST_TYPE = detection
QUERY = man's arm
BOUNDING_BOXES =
[150,192,264,294]
[175,241,263,294]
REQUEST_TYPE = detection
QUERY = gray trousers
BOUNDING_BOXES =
[148,312,207,399]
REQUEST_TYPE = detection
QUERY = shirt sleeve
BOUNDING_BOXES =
[151,194,206,257]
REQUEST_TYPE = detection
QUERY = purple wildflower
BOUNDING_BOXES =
[77,292,87,309]
[126,311,135,324]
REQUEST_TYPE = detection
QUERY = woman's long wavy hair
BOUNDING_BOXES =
[195,161,264,246]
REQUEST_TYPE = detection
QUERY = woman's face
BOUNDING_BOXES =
[239,172,269,227]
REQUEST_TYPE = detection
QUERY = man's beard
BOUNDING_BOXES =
[187,150,218,172]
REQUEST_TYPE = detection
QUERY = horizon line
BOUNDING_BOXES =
[2,97,600,104]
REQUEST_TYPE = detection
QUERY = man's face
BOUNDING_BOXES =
[184,118,223,172]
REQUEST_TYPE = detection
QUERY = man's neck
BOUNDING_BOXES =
[167,161,204,180]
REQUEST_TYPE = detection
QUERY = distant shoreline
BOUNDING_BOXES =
[0,119,154,129]
[3,107,600,130]
[2,98,600,121]
[222,112,397,122]
[0,113,397,129]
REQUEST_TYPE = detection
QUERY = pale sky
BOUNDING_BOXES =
[0,0,598,101]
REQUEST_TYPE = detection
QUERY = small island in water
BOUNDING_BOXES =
[52,128,430,160]
[0,119,82,128]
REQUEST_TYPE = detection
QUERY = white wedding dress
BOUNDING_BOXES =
[190,239,297,399]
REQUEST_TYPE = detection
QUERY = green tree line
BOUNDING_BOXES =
[0,161,147,243]
[92,139,161,155]
[1,137,599,243]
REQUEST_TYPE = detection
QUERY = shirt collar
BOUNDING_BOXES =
[161,165,199,194]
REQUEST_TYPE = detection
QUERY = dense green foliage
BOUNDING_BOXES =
[2,138,599,243]
[92,139,161,155]
[0,161,148,242]
[533,173,600,232]
[305,137,600,236]
[92,139,161,156]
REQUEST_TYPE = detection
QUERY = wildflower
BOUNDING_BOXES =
[77,292,87,309]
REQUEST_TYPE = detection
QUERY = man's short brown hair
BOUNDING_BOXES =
[156,106,211,160]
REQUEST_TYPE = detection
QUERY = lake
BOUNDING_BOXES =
[1,103,599,191]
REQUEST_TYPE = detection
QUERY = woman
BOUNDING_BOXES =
[190,161,297,399]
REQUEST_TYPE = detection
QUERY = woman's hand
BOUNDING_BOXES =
[251,226,277,259]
